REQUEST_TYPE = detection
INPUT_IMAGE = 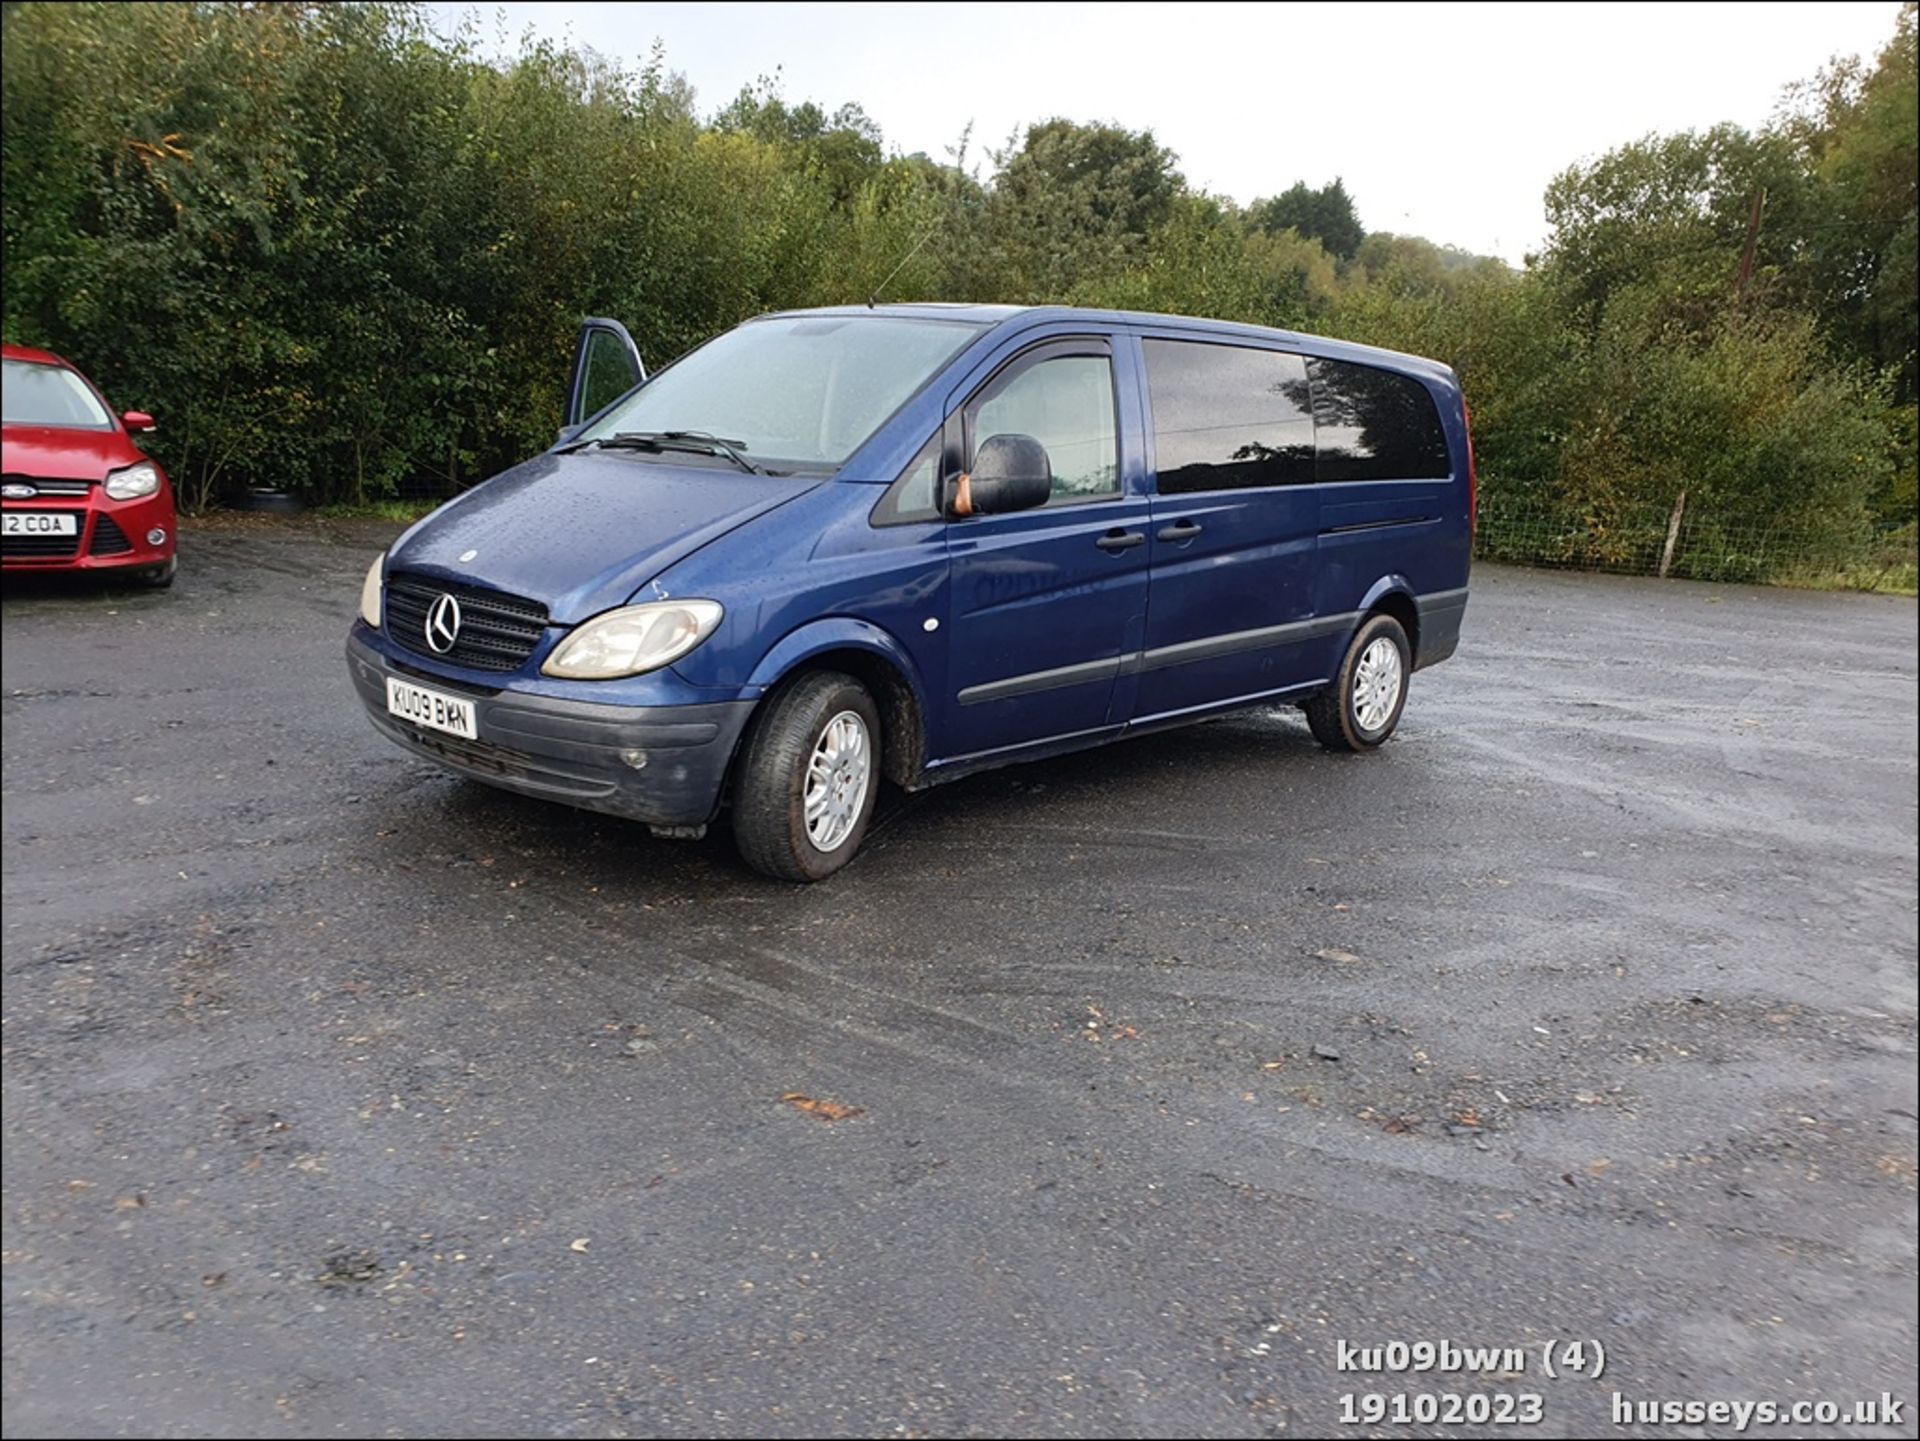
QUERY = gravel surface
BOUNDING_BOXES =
[3,518,1915,1437]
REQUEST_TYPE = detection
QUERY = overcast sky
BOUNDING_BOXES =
[427,1,1902,262]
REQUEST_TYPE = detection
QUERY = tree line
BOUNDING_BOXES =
[3,2,1913,584]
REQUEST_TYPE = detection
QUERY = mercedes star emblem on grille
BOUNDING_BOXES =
[425,592,462,654]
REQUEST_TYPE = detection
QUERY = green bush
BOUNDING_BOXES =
[2,1,1912,594]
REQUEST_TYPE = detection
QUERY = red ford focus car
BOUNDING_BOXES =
[1,343,177,587]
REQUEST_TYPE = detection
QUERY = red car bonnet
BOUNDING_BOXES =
[1,423,140,480]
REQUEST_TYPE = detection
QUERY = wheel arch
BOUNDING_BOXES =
[744,618,928,786]
[1355,575,1420,658]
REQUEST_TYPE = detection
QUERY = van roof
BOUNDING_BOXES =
[757,303,1455,382]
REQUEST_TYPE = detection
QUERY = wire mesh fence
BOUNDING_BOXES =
[1475,496,1918,594]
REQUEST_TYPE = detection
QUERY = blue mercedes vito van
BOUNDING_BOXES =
[346,305,1473,880]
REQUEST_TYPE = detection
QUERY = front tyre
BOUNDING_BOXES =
[1304,613,1410,752]
[132,556,177,589]
[731,671,881,882]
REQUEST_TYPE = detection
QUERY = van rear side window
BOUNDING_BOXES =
[1307,357,1450,483]
[1143,340,1315,493]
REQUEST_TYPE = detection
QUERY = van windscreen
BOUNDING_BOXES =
[577,315,985,471]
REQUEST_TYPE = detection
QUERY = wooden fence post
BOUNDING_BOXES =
[1659,490,1687,579]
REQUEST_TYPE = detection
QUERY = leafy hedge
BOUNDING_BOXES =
[3,2,1914,587]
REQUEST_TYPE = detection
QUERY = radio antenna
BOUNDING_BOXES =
[867,218,940,308]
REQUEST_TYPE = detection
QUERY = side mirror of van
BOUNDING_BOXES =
[959,433,1051,517]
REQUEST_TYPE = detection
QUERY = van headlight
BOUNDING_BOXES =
[359,554,384,628]
[542,599,723,680]
[105,460,161,500]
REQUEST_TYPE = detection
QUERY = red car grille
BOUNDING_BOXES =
[3,511,85,558]
[90,515,133,555]
[1,475,91,497]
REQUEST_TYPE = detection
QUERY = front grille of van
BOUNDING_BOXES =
[384,572,549,673]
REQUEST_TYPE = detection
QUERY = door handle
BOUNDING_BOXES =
[1157,520,1204,543]
[1096,529,1146,552]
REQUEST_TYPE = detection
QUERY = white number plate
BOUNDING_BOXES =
[2,512,78,535]
[385,677,478,740]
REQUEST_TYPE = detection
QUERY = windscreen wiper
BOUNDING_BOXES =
[658,431,761,474]
[585,430,760,473]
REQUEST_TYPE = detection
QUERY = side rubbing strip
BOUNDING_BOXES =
[958,612,1363,705]
[1134,612,1359,674]
[957,656,1123,706]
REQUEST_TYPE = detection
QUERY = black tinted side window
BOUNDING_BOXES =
[1307,357,1450,482]
[1144,340,1314,494]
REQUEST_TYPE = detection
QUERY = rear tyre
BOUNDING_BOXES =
[1304,613,1410,752]
[731,671,881,882]
[132,556,177,589]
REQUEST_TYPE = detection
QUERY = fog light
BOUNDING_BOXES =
[147,527,168,546]
[619,749,649,770]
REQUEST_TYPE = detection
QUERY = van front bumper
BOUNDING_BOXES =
[346,631,755,830]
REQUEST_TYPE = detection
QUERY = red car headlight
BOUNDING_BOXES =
[105,460,160,501]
